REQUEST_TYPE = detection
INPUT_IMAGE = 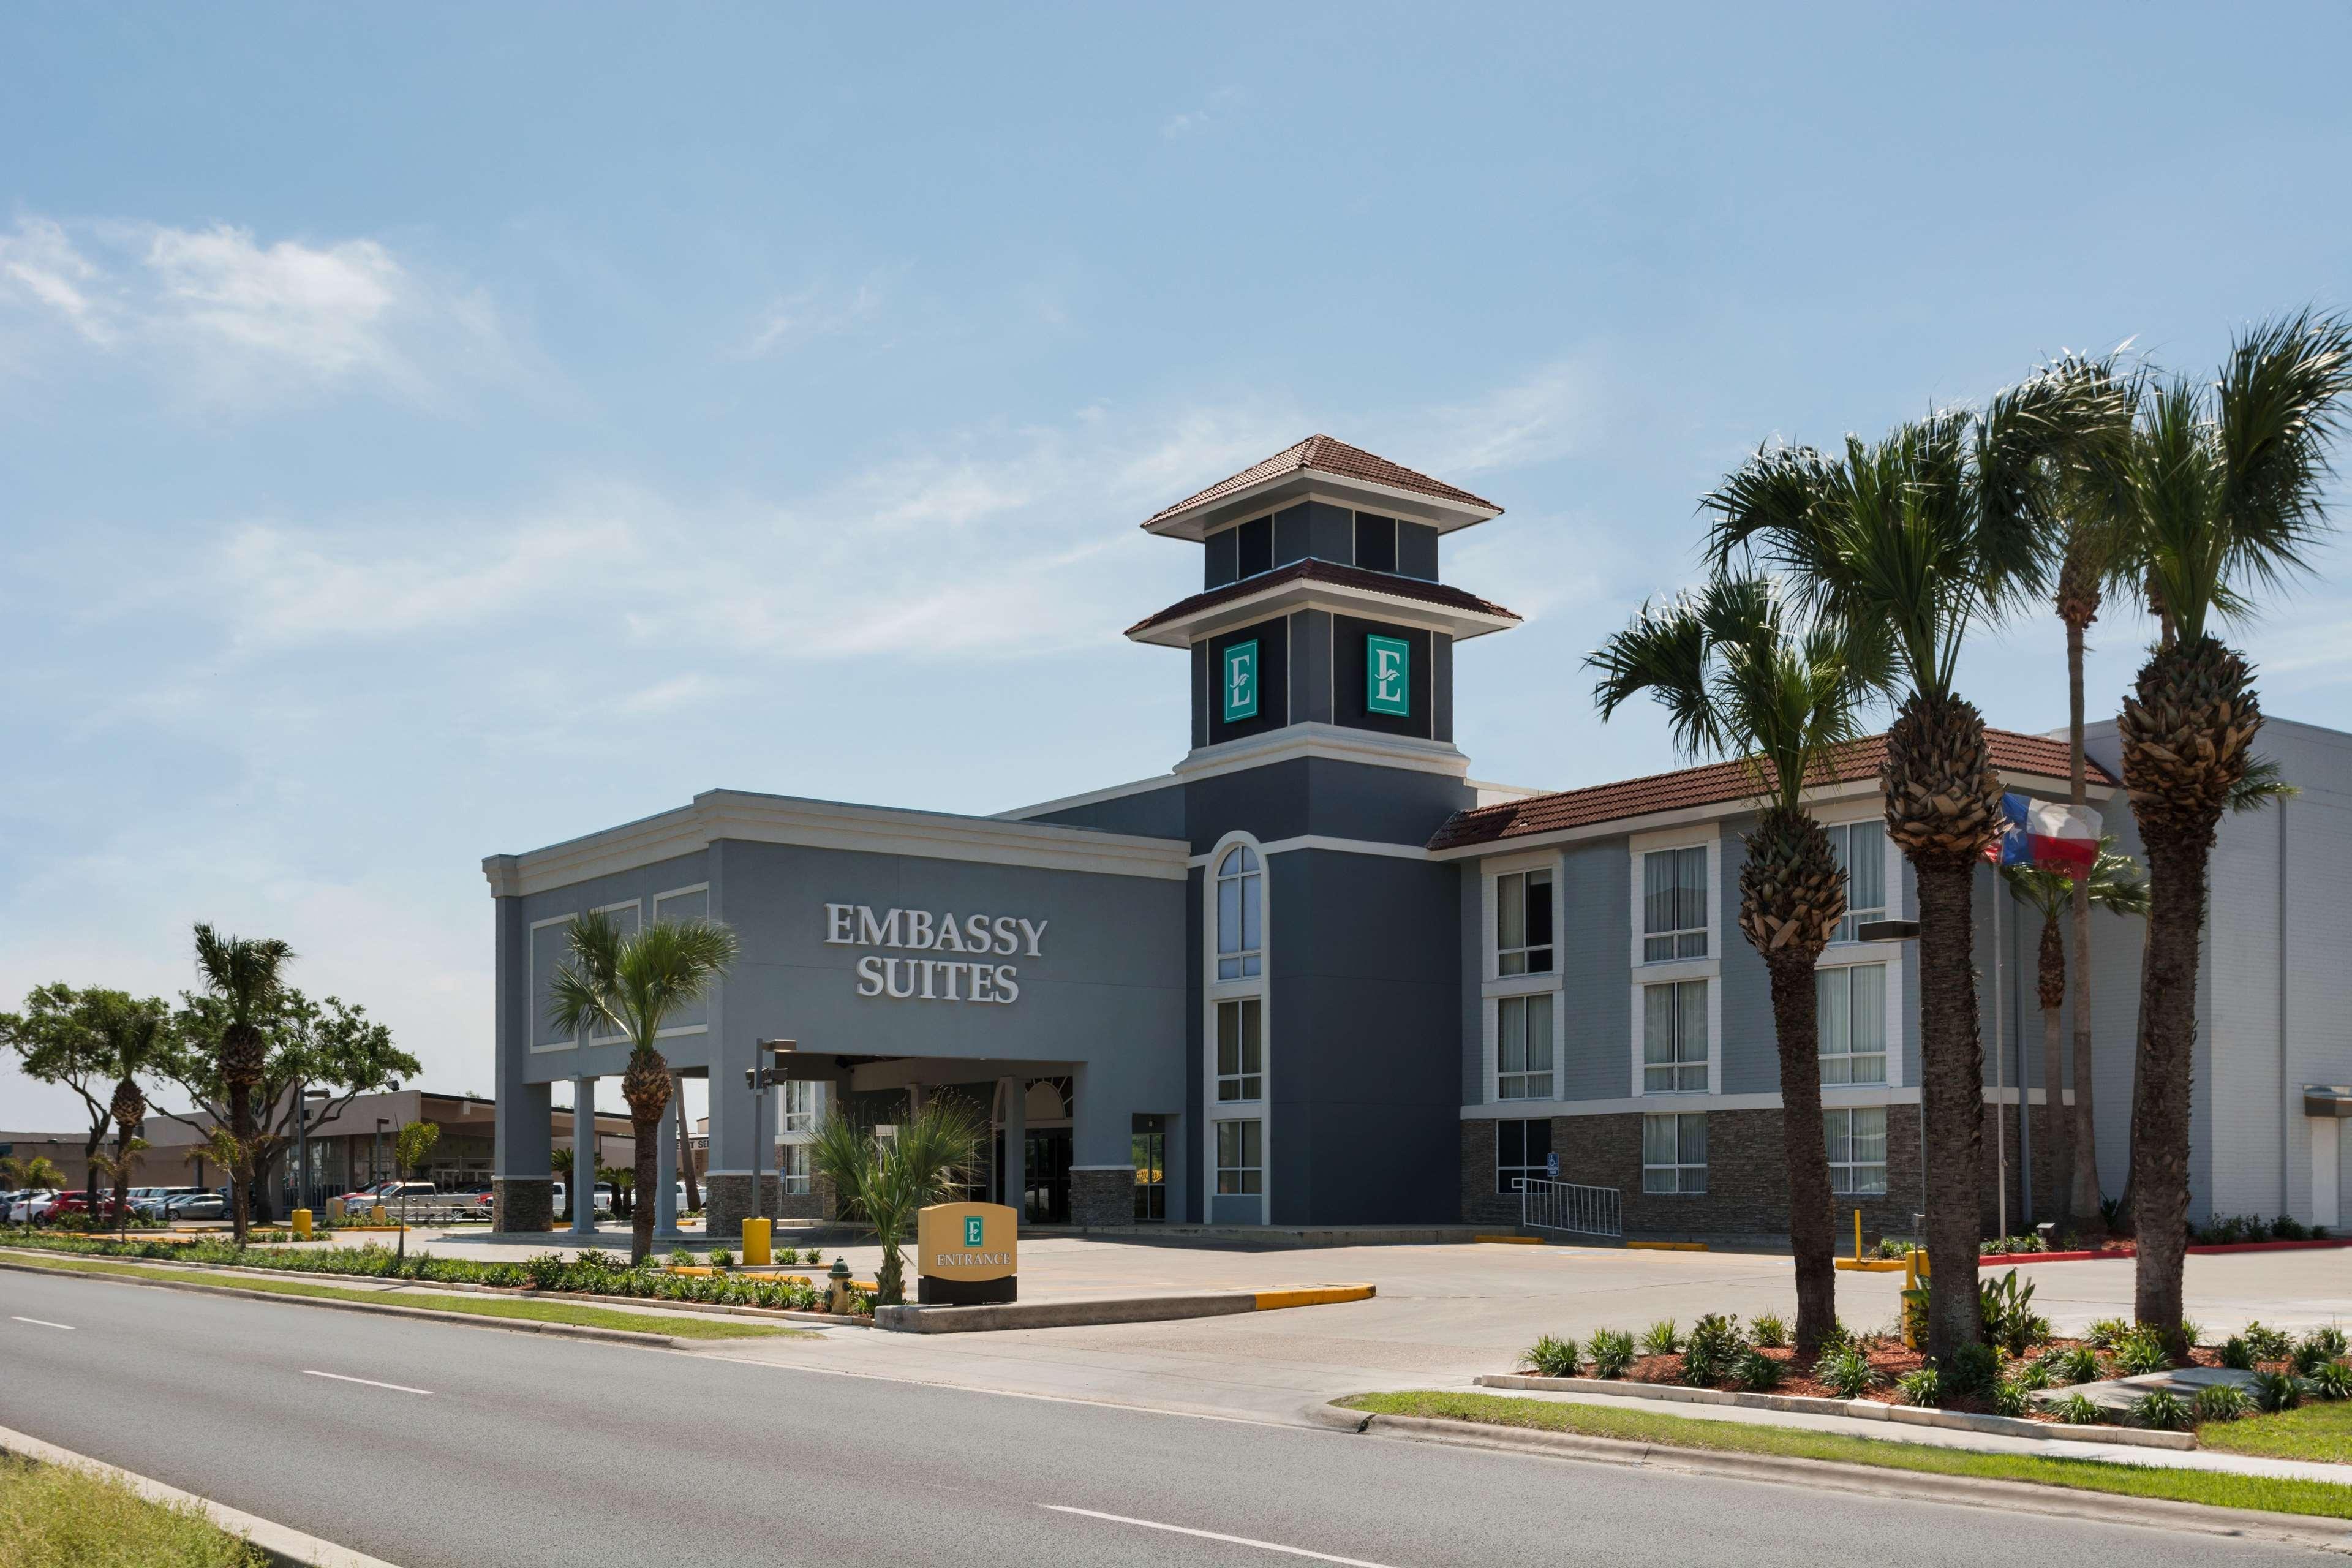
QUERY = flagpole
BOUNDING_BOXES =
[1994,875,2007,1243]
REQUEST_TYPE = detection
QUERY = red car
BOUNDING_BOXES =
[44,1191,134,1224]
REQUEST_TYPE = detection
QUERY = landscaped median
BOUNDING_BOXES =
[1331,1391,2352,1525]
[0,1250,812,1343]
[875,1283,1375,1333]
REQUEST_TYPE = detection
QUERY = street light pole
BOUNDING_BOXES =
[748,1039,796,1237]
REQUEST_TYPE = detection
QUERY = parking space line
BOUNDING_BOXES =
[1041,1505,1399,1566]
[11,1316,75,1330]
[302,1370,433,1396]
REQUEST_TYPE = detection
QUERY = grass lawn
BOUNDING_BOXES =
[3,1253,810,1342]
[1338,1392,2352,1521]
[2201,1401,2352,1465]
[0,1457,263,1567]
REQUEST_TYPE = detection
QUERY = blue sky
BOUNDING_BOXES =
[5,3,2351,1126]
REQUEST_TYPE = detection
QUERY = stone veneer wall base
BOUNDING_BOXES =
[1069,1167,1132,1228]
[492,1177,552,1235]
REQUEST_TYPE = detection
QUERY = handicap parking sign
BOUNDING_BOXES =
[1545,1152,1559,1181]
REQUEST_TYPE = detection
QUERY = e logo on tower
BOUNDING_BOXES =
[1366,634,1411,717]
[1222,639,1259,722]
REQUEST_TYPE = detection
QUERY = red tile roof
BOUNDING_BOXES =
[1427,729,2113,851]
[1125,557,1521,639]
[1141,434,1501,530]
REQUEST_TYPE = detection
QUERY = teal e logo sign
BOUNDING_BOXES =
[1222,639,1259,722]
[963,1215,984,1248]
[1366,635,1411,716]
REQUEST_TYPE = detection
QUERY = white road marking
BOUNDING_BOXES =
[302,1370,433,1396]
[11,1316,75,1330]
[1041,1505,1400,1567]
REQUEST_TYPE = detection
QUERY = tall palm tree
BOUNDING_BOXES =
[1591,575,1888,1352]
[1996,839,2149,1226]
[1,1153,66,1195]
[192,925,295,1247]
[808,1096,985,1306]
[2113,311,2352,1349]
[86,1139,148,1240]
[89,994,170,1234]
[548,911,739,1263]
[1705,374,2118,1357]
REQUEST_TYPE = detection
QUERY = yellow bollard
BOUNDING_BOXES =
[371,1204,388,1226]
[327,1198,345,1224]
[292,1208,312,1239]
[742,1217,772,1267]
[1853,1208,1863,1263]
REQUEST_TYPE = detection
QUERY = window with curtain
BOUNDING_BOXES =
[1216,997,1263,1102]
[1642,846,1708,960]
[1497,993,1555,1100]
[1642,979,1708,1092]
[1817,964,1888,1084]
[779,1143,812,1195]
[781,1079,819,1134]
[1497,868,1554,975]
[1824,1106,1888,1194]
[1826,821,1887,943]
[1215,1120,1262,1195]
[1216,845,1262,981]
[1642,1112,1707,1194]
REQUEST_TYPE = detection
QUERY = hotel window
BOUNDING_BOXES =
[1642,980,1708,1093]
[779,1142,812,1196]
[1825,820,1887,943]
[1496,993,1555,1100]
[781,1079,820,1135]
[1215,1120,1262,1195]
[1817,964,1888,1085]
[1355,512,1398,573]
[1216,845,1262,980]
[1236,514,1273,579]
[1496,868,1554,975]
[1824,1106,1888,1195]
[1642,1112,1708,1194]
[1643,846,1708,961]
[1216,998,1263,1102]
[1495,1118,1553,1196]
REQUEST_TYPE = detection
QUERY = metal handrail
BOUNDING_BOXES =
[1518,1177,1622,1240]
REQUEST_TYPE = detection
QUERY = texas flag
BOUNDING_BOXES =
[1983,793,2101,878]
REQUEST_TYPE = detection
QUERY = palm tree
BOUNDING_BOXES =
[1705,374,2119,1357]
[192,925,295,1247]
[89,994,170,1235]
[2112,311,2352,1350]
[1591,575,1888,1352]
[1997,839,2149,1227]
[86,1139,149,1240]
[548,912,739,1263]
[808,1096,984,1306]
[2,1153,66,1195]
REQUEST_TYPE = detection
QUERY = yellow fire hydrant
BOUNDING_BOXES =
[292,1208,313,1239]
[828,1257,854,1313]
[742,1216,772,1267]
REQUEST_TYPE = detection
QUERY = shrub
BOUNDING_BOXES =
[668,1247,696,1269]
[1817,1318,1853,1352]
[1978,1270,2040,1355]
[1875,1237,1917,1259]
[1989,1376,2031,1418]
[2253,1371,2301,1413]
[1732,1346,1782,1392]
[2271,1214,2309,1242]
[1586,1329,1636,1379]
[1524,1335,1580,1378]
[1818,1347,1877,1400]
[2084,1317,2129,1349]
[1749,1312,1789,1349]
[1943,1343,1999,1396]
[1894,1366,1941,1408]
[709,1248,735,1268]
[522,1251,570,1291]
[2291,1340,2332,1376]
[1681,1314,1743,1387]
[2242,1321,2294,1362]
[2304,1324,2349,1361]
[2131,1389,2191,1431]
[2218,1336,2255,1370]
[802,1246,826,1265]
[572,1247,620,1273]
[2048,1392,2103,1426]
[1981,1234,2043,1255]
[2177,1319,2203,1349]
[2113,1328,2171,1377]
[2007,1359,2051,1393]
[1641,1319,1681,1356]
[2193,1384,2252,1424]
[2309,1362,2352,1401]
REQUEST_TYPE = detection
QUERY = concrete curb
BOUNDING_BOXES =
[875,1283,1375,1333]
[1474,1373,2199,1450]
[0,1257,693,1349]
[0,1422,403,1567]
[1343,1410,2352,1554]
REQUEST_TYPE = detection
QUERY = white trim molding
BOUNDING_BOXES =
[1171,721,1472,786]
[486,789,1191,898]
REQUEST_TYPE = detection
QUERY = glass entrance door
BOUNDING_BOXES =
[1131,1114,1166,1221]
[993,1129,1072,1224]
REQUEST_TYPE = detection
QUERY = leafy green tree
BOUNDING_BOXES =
[85,993,173,1234]
[1,984,141,1174]
[393,1120,440,1262]
[1703,369,2122,1357]
[2109,311,2352,1349]
[808,1096,984,1306]
[547,912,739,1262]
[1997,839,2148,1226]
[1591,575,1888,1351]
[156,962,416,1246]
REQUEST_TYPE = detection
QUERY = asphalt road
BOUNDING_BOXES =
[0,1268,2326,1568]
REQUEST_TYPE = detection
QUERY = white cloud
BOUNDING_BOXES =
[0,214,513,409]
[1405,359,1597,476]
[736,274,889,358]
[1162,86,1240,140]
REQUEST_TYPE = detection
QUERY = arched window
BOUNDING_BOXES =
[1215,845,1261,981]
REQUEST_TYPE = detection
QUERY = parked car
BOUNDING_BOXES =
[129,1186,203,1219]
[46,1191,134,1224]
[164,1191,228,1220]
[0,1190,26,1223]
[335,1180,401,1212]
[551,1181,614,1219]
